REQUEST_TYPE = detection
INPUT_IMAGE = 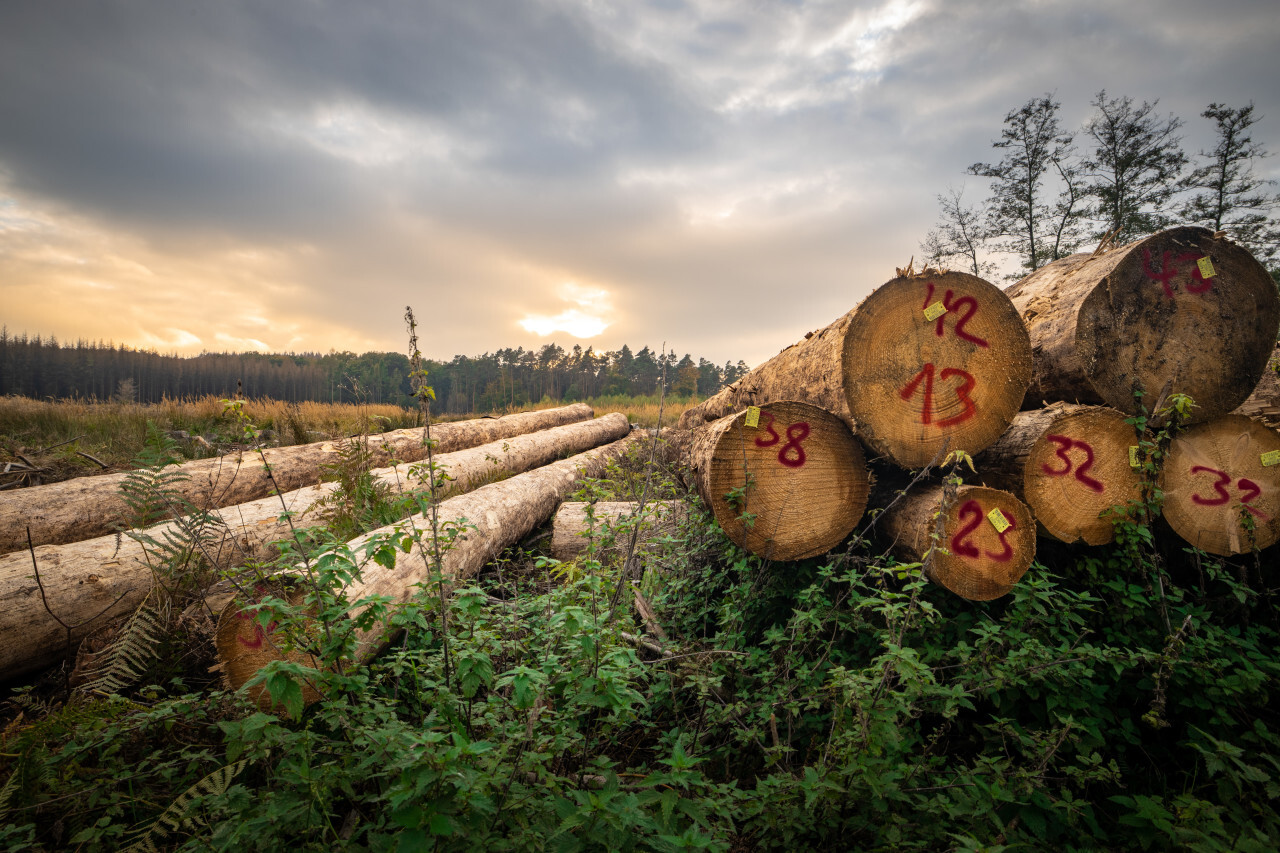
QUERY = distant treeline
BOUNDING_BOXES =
[0,330,749,414]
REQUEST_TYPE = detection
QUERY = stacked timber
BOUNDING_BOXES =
[550,501,686,562]
[0,402,596,552]
[680,270,1033,468]
[1232,343,1280,430]
[0,414,633,682]
[1006,227,1280,421]
[688,401,869,562]
[976,404,1145,546]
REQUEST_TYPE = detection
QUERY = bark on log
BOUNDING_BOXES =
[1161,414,1280,555]
[550,501,686,562]
[0,414,630,682]
[880,484,1036,600]
[976,404,1145,545]
[214,432,644,705]
[689,401,869,561]
[679,271,1032,467]
[1232,343,1280,430]
[0,403,595,554]
[1005,227,1280,421]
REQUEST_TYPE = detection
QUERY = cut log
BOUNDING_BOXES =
[880,484,1036,600]
[0,403,595,554]
[689,401,869,561]
[1161,414,1280,555]
[214,432,644,706]
[0,414,631,682]
[1005,227,1280,422]
[1232,342,1280,430]
[679,271,1033,467]
[976,404,1145,545]
[550,500,686,562]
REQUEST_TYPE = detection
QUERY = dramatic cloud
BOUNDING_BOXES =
[1,0,1277,365]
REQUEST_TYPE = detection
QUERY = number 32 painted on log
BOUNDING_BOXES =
[951,500,1016,562]
[900,363,976,427]
[1190,465,1267,519]
[754,411,810,468]
[1041,435,1104,493]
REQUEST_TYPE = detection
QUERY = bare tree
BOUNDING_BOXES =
[920,185,998,279]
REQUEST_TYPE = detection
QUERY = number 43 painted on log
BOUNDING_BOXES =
[1190,465,1268,519]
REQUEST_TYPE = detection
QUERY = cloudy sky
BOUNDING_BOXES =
[2,0,1278,366]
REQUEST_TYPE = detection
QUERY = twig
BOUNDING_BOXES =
[76,450,109,469]
[39,435,86,453]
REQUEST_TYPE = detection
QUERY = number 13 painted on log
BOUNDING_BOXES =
[899,363,977,427]
[754,411,810,468]
[1190,465,1267,519]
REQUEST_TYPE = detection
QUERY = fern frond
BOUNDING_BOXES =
[80,592,169,695]
[122,758,250,852]
[0,766,18,819]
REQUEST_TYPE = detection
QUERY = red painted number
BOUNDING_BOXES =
[923,282,989,347]
[1190,465,1268,520]
[753,411,810,469]
[235,609,278,650]
[1041,435,1105,493]
[951,499,1016,562]
[1143,249,1212,299]
[900,363,977,427]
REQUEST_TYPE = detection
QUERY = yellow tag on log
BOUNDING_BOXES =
[1262,450,1280,467]
[987,507,1010,533]
[744,406,761,428]
[923,301,948,321]
[1197,256,1217,279]
[1129,445,1140,468]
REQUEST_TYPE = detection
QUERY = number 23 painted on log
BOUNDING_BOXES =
[951,500,1016,562]
[1189,465,1267,519]
[1041,435,1104,493]
[754,411,810,468]
[900,363,977,427]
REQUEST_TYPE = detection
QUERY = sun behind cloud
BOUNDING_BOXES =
[519,281,612,339]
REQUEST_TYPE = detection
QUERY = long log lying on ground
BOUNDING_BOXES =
[1161,414,1280,555]
[550,500,686,561]
[1232,343,1280,430]
[0,414,631,682]
[214,432,644,704]
[679,270,1032,467]
[976,404,1145,546]
[1005,227,1280,422]
[880,484,1036,600]
[689,401,869,561]
[0,403,596,554]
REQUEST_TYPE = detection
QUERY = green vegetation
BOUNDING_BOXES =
[1,403,1277,851]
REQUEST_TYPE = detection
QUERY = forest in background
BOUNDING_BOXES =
[0,331,749,414]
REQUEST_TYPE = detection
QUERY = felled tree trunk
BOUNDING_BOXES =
[688,401,869,561]
[0,414,631,682]
[679,270,1032,468]
[1161,414,1280,555]
[550,501,686,561]
[214,432,644,706]
[976,404,1145,545]
[1005,227,1280,422]
[1232,343,1280,430]
[880,484,1036,601]
[0,403,596,554]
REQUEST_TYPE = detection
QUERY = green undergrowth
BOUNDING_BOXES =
[1,430,1277,851]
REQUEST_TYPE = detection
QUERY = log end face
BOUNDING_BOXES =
[214,588,324,712]
[931,486,1036,601]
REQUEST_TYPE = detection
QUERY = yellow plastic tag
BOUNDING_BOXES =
[1129,446,1140,468]
[1197,256,1216,279]
[923,301,948,321]
[744,406,761,428]
[987,507,1010,533]
[1262,450,1280,467]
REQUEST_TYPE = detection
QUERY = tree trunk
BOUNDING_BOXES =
[1161,414,1280,555]
[688,401,869,561]
[880,484,1036,601]
[1232,342,1280,430]
[1005,227,1280,421]
[0,414,631,682]
[0,403,596,554]
[976,404,1145,545]
[679,270,1032,467]
[214,432,644,705]
[550,501,686,562]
